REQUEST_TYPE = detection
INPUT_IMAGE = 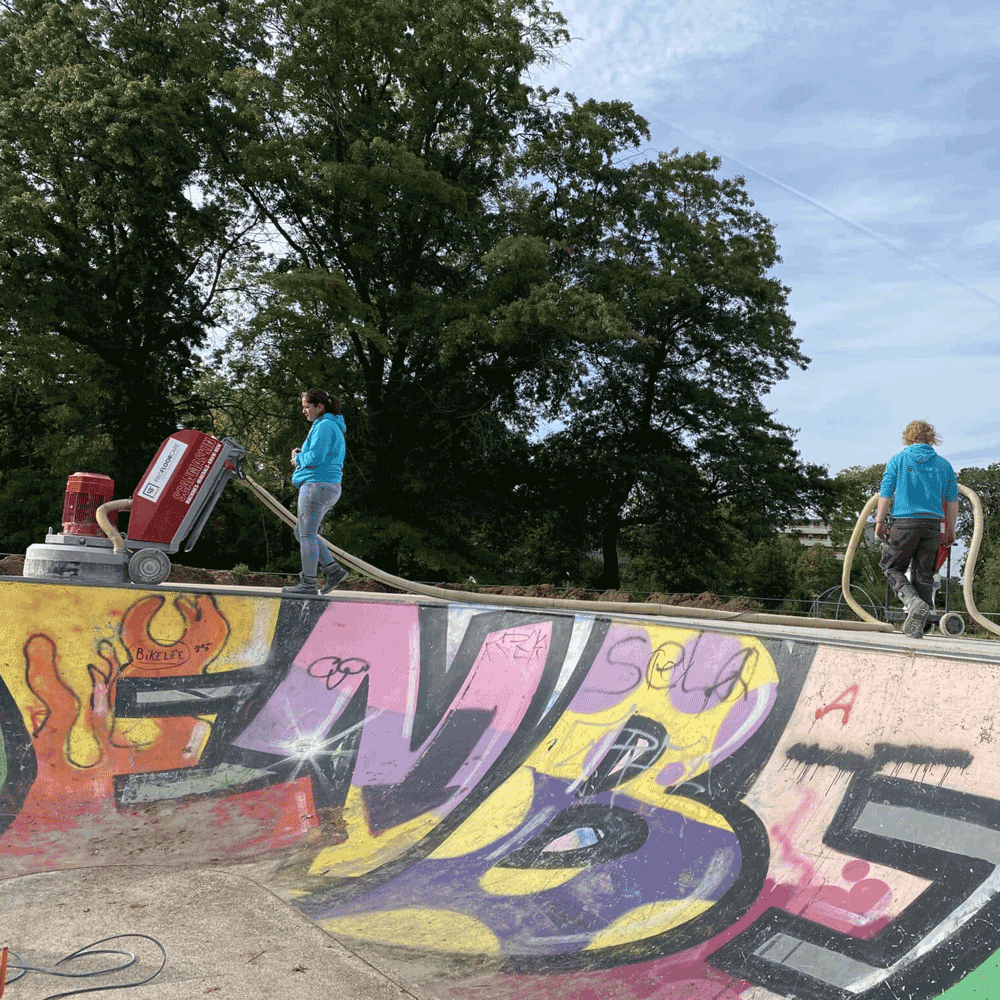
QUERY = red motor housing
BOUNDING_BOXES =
[61,473,117,536]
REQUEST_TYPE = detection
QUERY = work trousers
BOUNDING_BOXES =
[880,517,940,607]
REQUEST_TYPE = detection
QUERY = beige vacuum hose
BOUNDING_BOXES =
[958,484,1000,636]
[244,476,895,633]
[96,499,134,554]
[840,495,882,627]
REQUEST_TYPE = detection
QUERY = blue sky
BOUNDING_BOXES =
[535,0,1000,477]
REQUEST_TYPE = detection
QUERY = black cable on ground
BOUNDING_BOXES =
[1,933,166,999]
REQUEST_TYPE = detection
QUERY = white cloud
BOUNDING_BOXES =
[539,0,838,101]
[871,4,1000,64]
[536,0,1000,480]
[771,110,968,150]
[958,219,1000,251]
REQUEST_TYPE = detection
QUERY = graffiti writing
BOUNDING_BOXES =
[8,578,1000,999]
[307,656,370,690]
[646,632,759,711]
[133,643,191,666]
[712,767,1000,1000]
[786,742,973,780]
[814,684,860,726]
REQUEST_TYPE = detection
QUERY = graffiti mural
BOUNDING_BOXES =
[1,577,1000,999]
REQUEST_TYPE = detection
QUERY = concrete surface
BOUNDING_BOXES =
[1,866,422,999]
[4,576,1000,1000]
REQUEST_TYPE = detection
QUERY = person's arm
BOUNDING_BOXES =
[943,500,958,546]
[875,495,892,542]
[875,456,898,542]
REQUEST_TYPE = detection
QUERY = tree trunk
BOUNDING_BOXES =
[600,514,621,589]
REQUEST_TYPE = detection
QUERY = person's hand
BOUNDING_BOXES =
[942,527,956,546]
[875,520,889,542]
[291,447,300,466]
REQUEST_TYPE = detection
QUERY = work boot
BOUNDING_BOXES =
[901,594,930,638]
[282,577,319,595]
[320,565,349,594]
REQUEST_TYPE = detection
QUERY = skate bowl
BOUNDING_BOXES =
[2,575,1000,999]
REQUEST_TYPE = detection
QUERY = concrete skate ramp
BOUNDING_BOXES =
[2,577,1000,999]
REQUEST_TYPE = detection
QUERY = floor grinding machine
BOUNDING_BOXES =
[24,430,246,586]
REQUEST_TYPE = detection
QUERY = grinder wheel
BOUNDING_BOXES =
[128,548,171,586]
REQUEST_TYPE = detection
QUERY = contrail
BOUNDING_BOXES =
[658,119,1000,310]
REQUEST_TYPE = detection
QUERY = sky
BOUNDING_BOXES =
[534,0,1000,477]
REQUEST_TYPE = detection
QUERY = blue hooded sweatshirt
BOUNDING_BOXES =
[292,412,346,486]
[879,443,957,518]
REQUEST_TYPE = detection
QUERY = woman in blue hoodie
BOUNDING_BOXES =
[282,389,350,596]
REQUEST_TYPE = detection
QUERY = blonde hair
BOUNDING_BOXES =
[902,420,940,446]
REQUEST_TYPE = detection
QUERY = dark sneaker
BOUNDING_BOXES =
[321,565,350,594]
[902,598,930,638]
[282,579,319,595]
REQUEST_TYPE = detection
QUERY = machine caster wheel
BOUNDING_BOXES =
[939,611,965,637]
[128,548,171,585]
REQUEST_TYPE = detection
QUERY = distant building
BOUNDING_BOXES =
[781,519,876,561]
[785,519,833,549]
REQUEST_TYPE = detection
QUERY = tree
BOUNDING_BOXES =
[0,0,831,587]
[217,0,627,575]
[741,535,804,610]
[0,0,266,493]
[826,464,885,546]
[0,339,107,552]
[516,99,831,588]
[793,542,842,606]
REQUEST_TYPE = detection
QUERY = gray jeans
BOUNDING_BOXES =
[880,518,940,606]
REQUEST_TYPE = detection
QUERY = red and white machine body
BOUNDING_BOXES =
[128,430,244,553]
[24,431,246,585]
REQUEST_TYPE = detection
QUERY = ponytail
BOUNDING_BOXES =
[303,388,342,415]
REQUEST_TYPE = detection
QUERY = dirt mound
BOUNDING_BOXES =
[204,569,288,588]
[1,555,751,612]
[165,564,219,585]
[0,554,25,576]
[339,576,399,593]
[595,589,633,603]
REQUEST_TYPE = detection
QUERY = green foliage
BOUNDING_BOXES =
[0,349,115,551]
[824,463,887,599]
[826,464,885,548]
[958,465,1000,550]
[212,0,630,570]
[0,0,266,489]
[515,107,834,587]
[334,513,472,582]
[743,536,803,610]
[171,482,290,572]
[793,543,844,607]
[729,535,842,612]
[0,0,829,591]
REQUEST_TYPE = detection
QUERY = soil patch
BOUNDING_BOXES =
[1,552,750,609]
[0,554,24,576]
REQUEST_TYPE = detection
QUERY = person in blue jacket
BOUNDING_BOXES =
[282,388,350,596]
[875,420,958,638]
